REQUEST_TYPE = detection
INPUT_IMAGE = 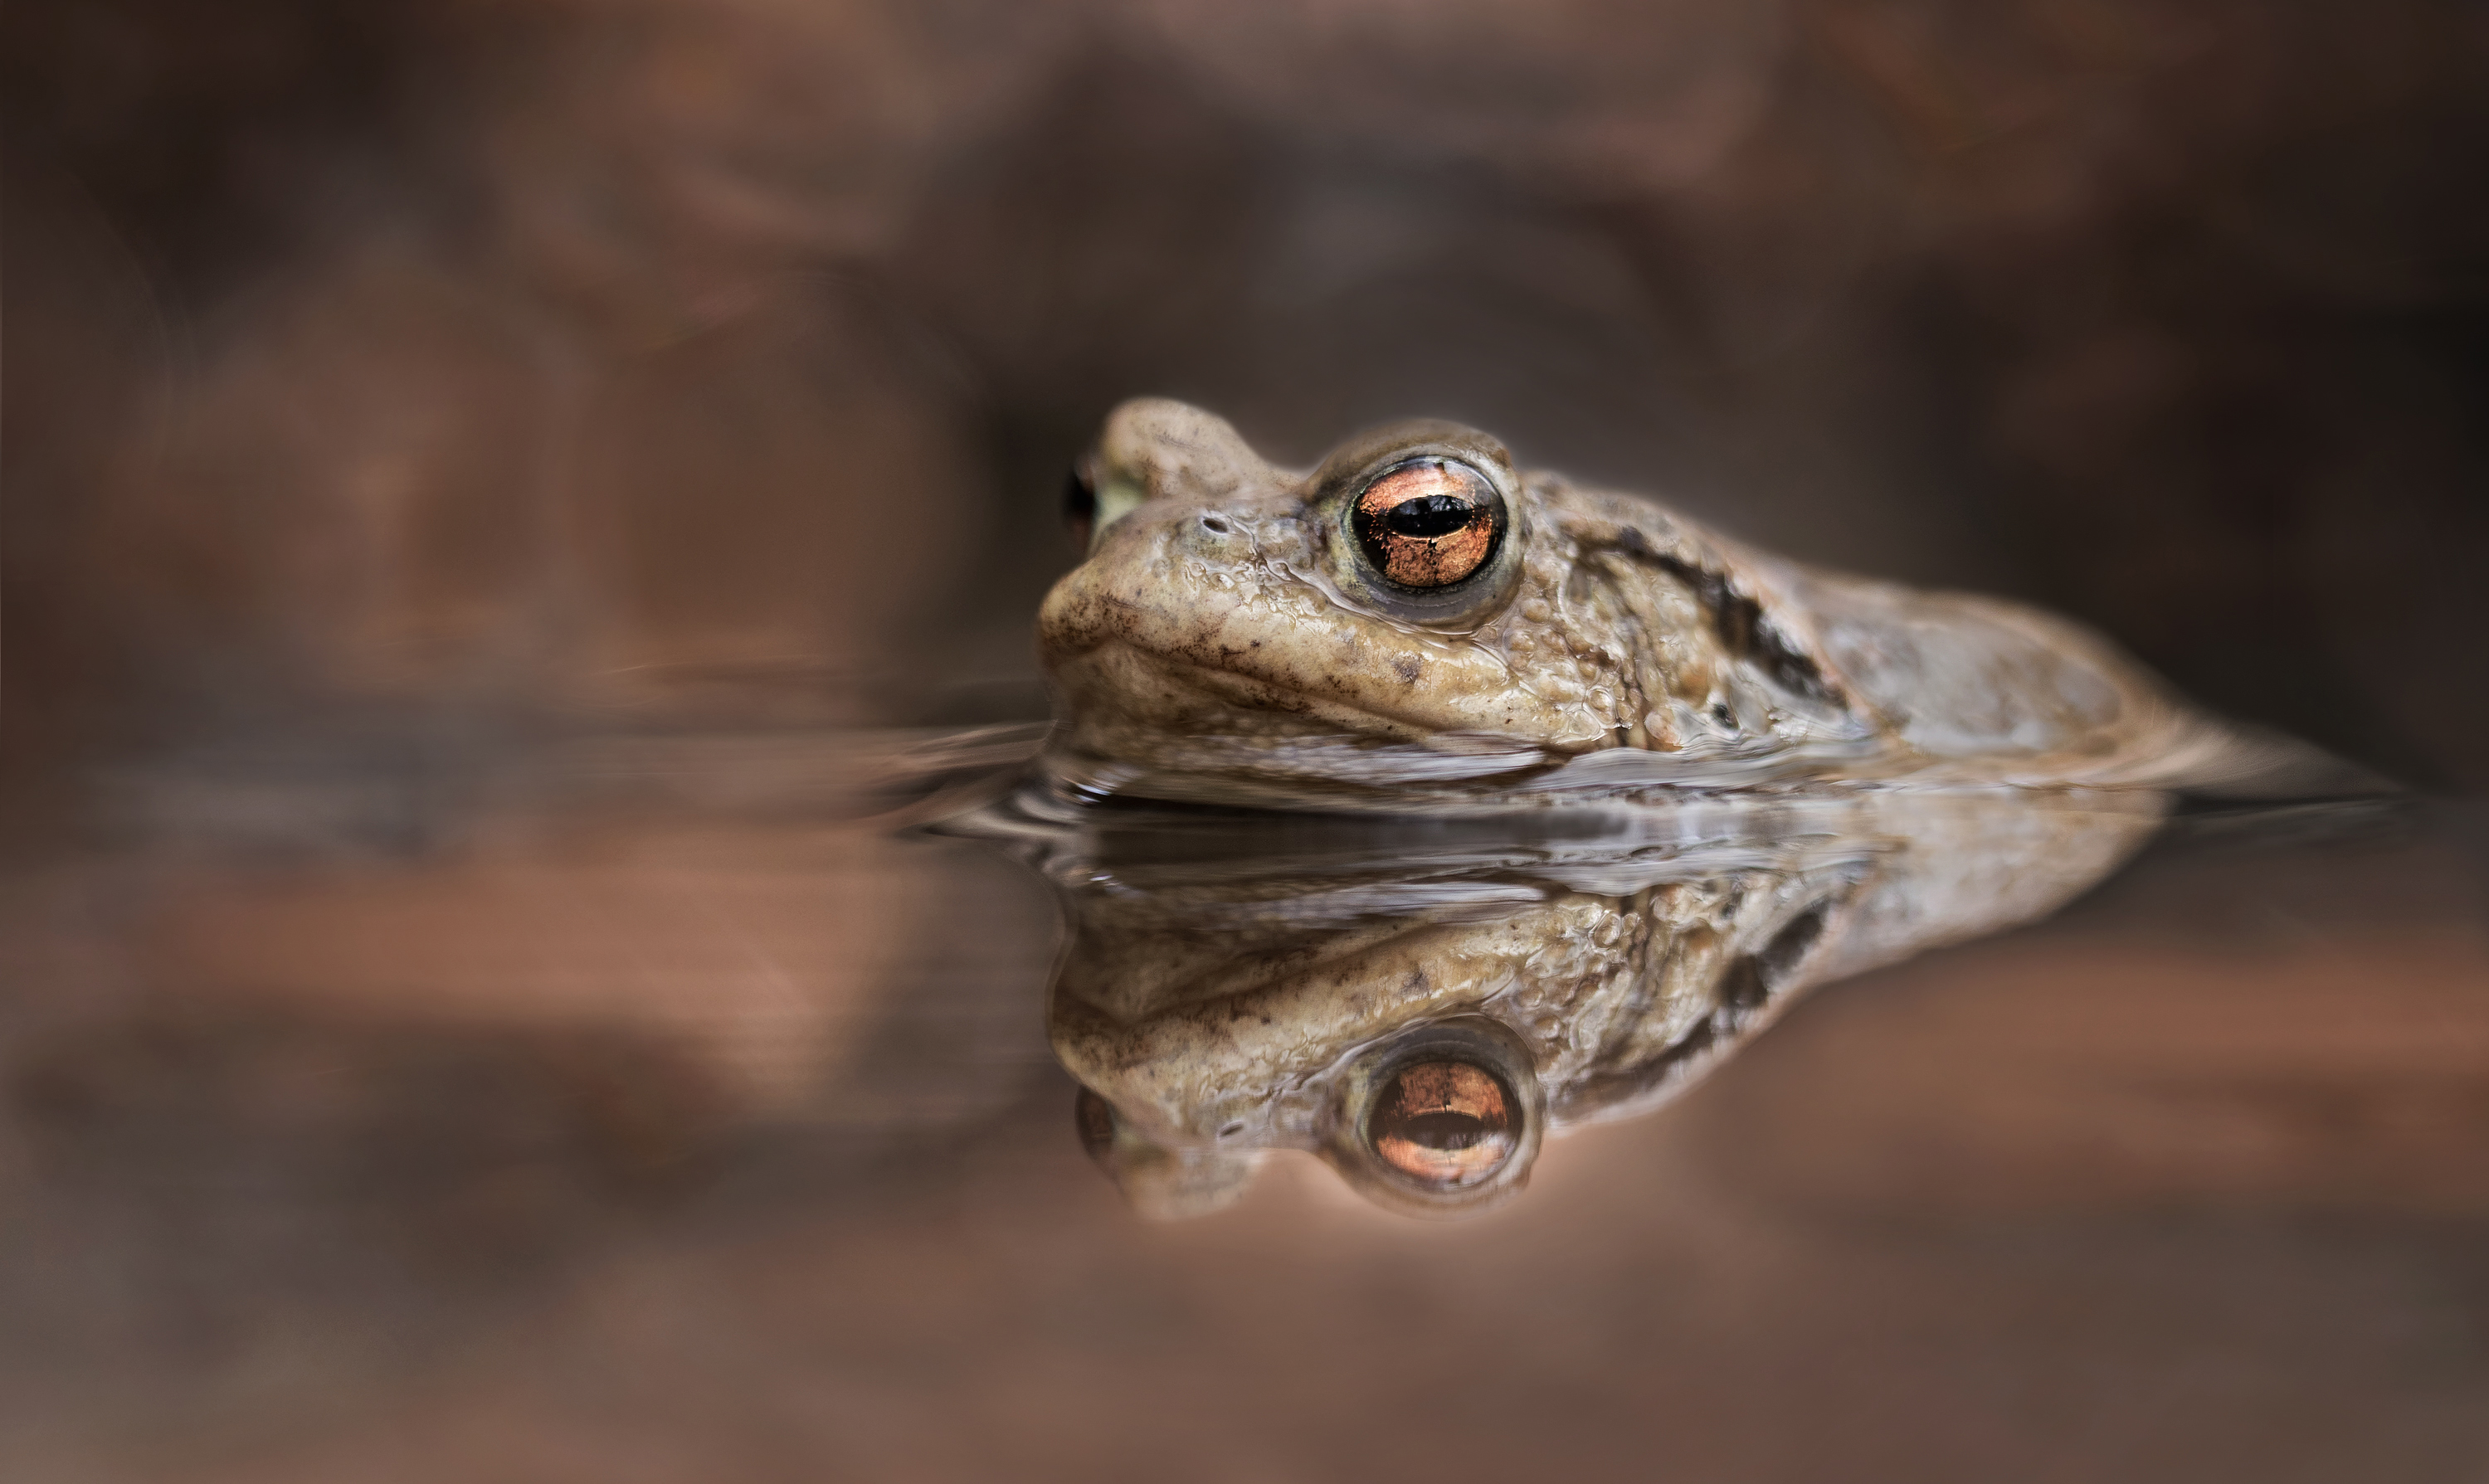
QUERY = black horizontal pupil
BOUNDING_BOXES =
[1383,494,1475,538]
[1395,1111,1488,1150]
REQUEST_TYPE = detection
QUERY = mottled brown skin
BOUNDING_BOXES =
[1040,399,2226,806]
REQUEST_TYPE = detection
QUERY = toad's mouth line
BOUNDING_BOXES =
[1074,637,1582,757]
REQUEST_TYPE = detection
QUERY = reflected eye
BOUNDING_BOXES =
[1366,1058,1517,1188]
[1351,459,1503,590]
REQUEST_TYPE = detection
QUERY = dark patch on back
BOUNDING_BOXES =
[1755,905,1826,985]
[1716,956,1769,1018]
[1557,893,1844,1122]
[1701,904,1831,1034]
[1634,550,1834,704]
[1711,903,1825,1029]
[1668,1014,1719,1066]
[1391,654,1422,684]
[1555,1006,1721,1116]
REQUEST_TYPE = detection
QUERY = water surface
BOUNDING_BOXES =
[3,742,2482,1482]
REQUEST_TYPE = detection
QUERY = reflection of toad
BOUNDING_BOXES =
[1041,400,2237,807]
[1037,791,2163,1219]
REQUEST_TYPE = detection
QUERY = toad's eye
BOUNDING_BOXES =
[1366,1058,1517,1188]
[1351,459,1504,590]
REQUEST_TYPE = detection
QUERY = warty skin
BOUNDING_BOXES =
[1039,398,2225,806]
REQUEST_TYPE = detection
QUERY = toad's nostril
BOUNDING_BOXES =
[1199,513,1234,537]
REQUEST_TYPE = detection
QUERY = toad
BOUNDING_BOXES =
[1040,399,2240,808]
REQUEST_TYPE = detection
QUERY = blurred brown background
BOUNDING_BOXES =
[5,2,2488,1481]
[9,0,2489,795]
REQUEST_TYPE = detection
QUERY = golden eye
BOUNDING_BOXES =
[1351,459,1503,590]
[1366,1058,1517,1188]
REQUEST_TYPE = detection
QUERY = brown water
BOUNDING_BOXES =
[3,752,2483,1481]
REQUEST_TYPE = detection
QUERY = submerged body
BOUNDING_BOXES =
[1019,400,2282,1217]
